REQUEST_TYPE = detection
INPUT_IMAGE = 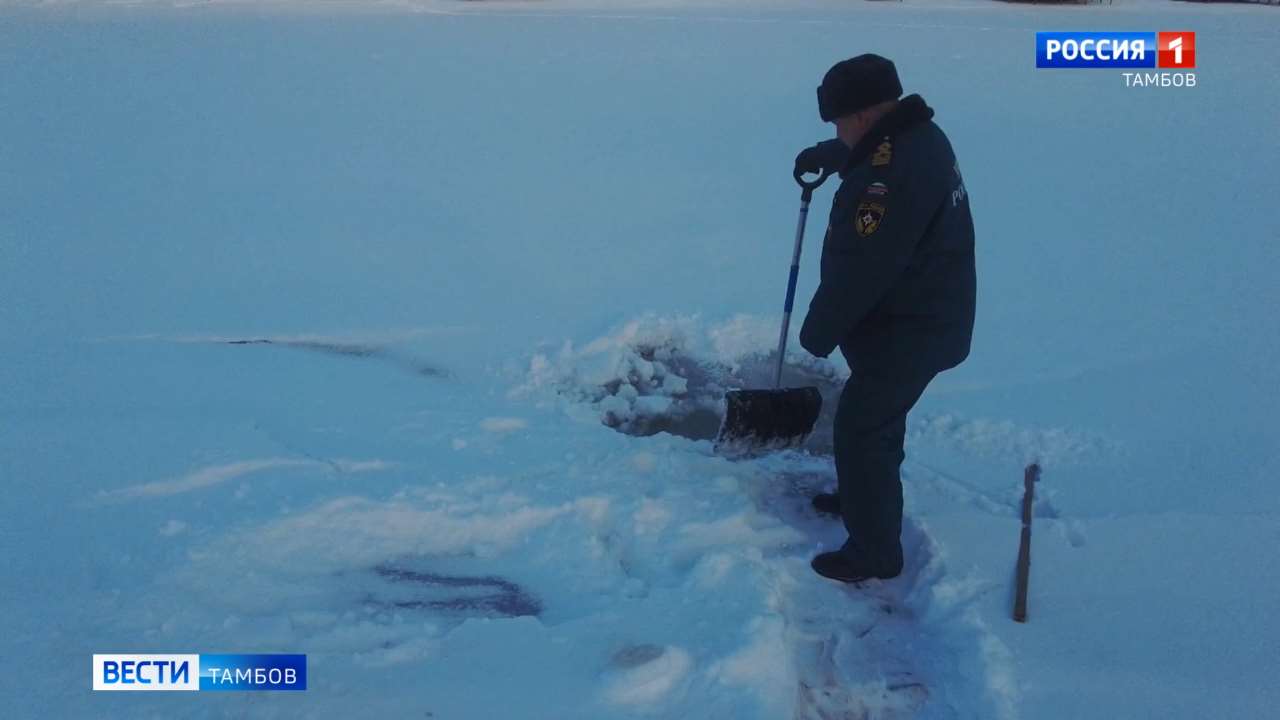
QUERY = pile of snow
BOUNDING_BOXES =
[519,314,844,443]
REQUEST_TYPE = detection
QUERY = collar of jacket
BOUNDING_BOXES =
[839,94,935,178]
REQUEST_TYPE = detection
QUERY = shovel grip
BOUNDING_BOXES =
[793,166,834,201]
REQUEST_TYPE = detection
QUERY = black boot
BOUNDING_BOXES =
[811,492,841,517]
[810,546,903,583]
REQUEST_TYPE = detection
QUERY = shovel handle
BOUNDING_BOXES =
[775,168,832,389]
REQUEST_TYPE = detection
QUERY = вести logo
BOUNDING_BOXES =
[92,653,306,692]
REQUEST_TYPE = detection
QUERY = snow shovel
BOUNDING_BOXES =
[715,166,833,453]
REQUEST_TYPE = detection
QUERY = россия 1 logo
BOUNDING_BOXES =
[1036,31,1196,88]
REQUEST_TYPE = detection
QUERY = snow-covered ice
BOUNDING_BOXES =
[2,0,1277,718]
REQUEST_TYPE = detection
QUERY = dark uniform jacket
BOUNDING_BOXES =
[799,94,976,375]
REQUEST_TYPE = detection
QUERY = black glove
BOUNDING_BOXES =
[794,138,849,177]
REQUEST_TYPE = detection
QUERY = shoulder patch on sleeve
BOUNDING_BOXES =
[864,181,889,197]
[854,201,886,238]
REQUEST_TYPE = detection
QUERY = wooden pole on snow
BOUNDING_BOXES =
[1013,463,1041,623]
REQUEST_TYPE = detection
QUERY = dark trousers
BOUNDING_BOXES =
[833,368,936,568]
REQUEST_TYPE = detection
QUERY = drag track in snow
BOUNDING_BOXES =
[737,461,1015,720]
[761,467,942,720]
[371,564,543,618]
[221,336,452,379]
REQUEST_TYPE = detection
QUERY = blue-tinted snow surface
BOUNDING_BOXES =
[2,1,1277,718]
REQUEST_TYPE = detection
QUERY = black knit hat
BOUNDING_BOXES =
[817,54,903,122]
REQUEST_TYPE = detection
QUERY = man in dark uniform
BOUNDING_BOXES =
[795,55,976,583]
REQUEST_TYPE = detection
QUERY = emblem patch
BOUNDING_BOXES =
[865,181,889,197]
[871,140,893,167]
[855,202,886,237]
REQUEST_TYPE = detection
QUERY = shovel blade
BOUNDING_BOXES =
[714,386,823,454]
